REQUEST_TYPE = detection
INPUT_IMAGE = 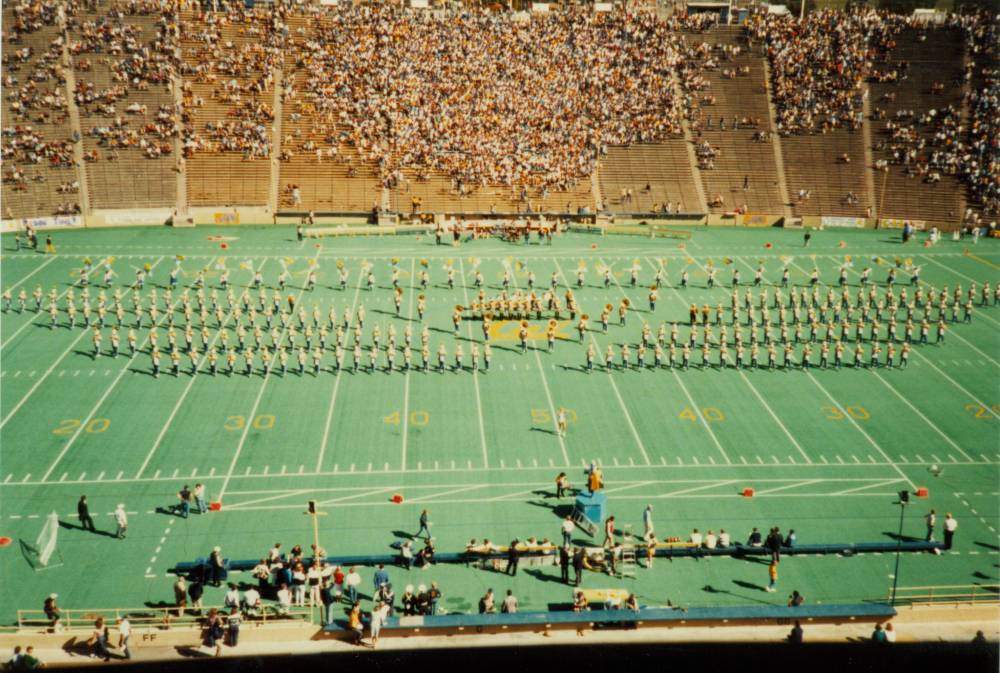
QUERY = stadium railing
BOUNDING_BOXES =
[886,584,1000,607]
[322,603,897,638]
[15,605,315,633]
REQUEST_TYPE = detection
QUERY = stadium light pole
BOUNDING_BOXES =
[889,490,909,607]
[304,500,327,563]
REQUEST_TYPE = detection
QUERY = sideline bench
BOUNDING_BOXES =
[171,541,941,577]
[322,603,896,638]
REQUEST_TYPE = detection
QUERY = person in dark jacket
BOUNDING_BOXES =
[572,547,585,586]
[78,496,96,532]
[506,539,520,576]
[559,545,571,583]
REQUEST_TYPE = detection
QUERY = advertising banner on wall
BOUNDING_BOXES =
[1,215,83,233]
[821,216,866,228]
[879,219,926,230]
[213,212,240,225]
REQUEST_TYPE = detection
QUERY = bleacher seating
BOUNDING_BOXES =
[869,28,967,222]
[0,5,982,224]
[689,27,785,215]
[1,5,78,219]
[783,128,870,218]
[598,143,702,215]
[70,10,176,210]
[180,9,273,207]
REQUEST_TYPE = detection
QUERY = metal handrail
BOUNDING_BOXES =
[886,584,1000,606]
[16,604,316,632]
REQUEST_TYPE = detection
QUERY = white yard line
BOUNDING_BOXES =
[869,370,974,461]
[661,480,739,497]
[3,255,56,292]
[506,260,571,466]
[753,479,824,496]
[602,257,731,464]
[134,261,272,479]
[215,277,311,502]
[674,256,814,464]
[399,259,417,471]
[552,257,650,465]
[36,258,181,482]
[213,489,313,510]
[832,478,905,496]
[6,461,982,489]
[831,260,1000,421]
[804,371,916,490]
[0,260,104,351]
[314,266,365,472]
[459,258,490,469]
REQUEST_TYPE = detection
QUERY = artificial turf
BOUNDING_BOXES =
[0,224,997,625]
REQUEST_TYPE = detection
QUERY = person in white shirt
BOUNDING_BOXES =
[307,564,322,606]
[943,513,958,550]
[276,584,292,615]
[242,587,261,617]
[400,541,414,570]
[704,530,718,549]
[116,617,132,660]
[224,584,241,610]
[345,567,362,604]
[114,504,128,539]
[689,528,703,546]
[718,529,731,548]
[370,600,390,647]
[642,505,654,540]
[501,589,518,614]
[884,622,897,643]
[561,516,575,546]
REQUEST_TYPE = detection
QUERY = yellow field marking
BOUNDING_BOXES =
[487,320,573,342]
[964,251,1000,271]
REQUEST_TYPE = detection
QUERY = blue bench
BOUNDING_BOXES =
[171,540,940,575]
[322,603,896,637]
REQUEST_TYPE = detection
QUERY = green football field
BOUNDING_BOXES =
[0,224,998,625]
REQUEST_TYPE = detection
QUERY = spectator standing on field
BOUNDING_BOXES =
[176,485,192,518]
[767,559,778,592]
[193,484,207,515]
[416,509,431,541]
[78,496,95,532]
[113,504,127,539]
[944,513,957,550]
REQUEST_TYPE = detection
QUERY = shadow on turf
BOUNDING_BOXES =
[57,520,118,538]
[525,499,574,519]
[701,582,774,604]
[882,531,922,543]
[523,568,569,585]
[974,541,1000,551]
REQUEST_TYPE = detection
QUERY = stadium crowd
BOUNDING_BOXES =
[2,0,997,218]
[284,5,690,194]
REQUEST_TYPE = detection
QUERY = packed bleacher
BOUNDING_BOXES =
[2,2,996,221]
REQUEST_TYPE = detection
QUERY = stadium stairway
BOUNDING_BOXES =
[180,11,272,208]
[869,28,968,223]
[691,26,785,215]
[1,9,78,219]
[71,11,177,211]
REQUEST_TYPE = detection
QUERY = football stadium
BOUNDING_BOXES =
[0,0,998,669]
